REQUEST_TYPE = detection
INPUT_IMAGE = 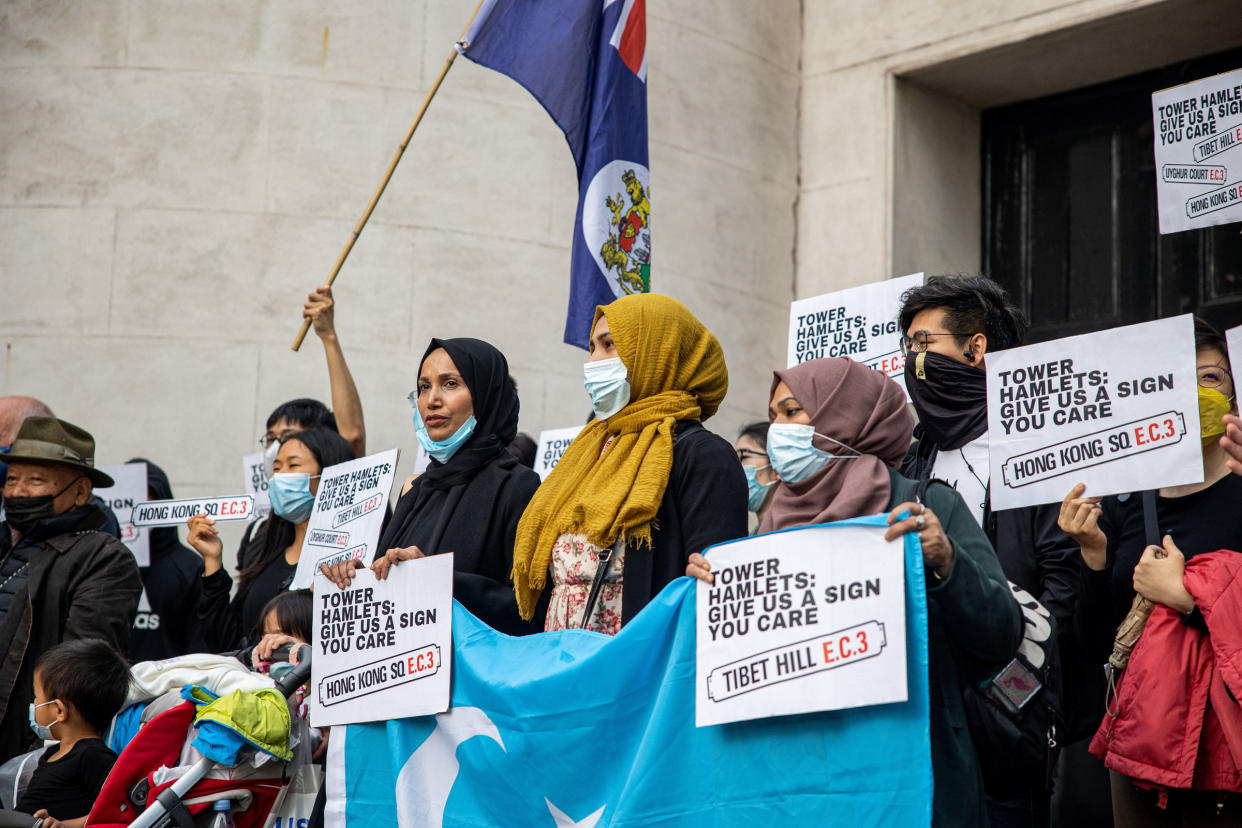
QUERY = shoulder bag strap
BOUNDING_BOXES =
[1140,490,1160,548]
[580,421,699,628]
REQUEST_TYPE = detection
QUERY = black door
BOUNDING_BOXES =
[983,47,1242,344]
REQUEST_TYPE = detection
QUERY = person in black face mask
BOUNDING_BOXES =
[897,276,1103,828]
[0,417,142,761]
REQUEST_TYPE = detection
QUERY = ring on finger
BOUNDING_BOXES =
[915,514,926,530]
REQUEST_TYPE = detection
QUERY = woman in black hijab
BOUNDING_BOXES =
[324,337,542,635]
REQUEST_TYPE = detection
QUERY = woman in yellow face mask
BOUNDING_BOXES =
[1057,317,1242,823]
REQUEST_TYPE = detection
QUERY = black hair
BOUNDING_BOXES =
[506,432,537,468]
[898,275,1029,352]
[738,421,770,450]
[239,429,355,589]
[266,398,337,434]
[1194,316,1229,360]
[258,589,314,644]
[1194,316,1232,374]
[35,638,131,735]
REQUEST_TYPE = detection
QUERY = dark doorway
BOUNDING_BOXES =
[982,47,1242,344]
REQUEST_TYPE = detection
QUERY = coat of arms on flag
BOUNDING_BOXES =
[459,0,652,347]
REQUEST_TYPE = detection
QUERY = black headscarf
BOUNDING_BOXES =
[377,338,540,634]
[412,338,519,492]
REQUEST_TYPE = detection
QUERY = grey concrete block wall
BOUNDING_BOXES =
[1,0,801,562]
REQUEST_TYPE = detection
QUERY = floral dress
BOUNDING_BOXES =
[544,534,625,635]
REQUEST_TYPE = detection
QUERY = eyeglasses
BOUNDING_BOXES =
[898,331,969,356]
[736,448,768,463]
[1198,363,1232,389]
[258,428,299,450]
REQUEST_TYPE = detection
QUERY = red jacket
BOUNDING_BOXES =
[1090,550,1242,791]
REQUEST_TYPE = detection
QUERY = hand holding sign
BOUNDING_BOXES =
[1056,483,1107,570]
[884,501,953,578]
[1224,414,1242,475]
[321,544,427,589]
[186,514,224,574]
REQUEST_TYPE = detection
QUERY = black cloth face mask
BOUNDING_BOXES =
[3,477,81,535]
[904,351,989,450]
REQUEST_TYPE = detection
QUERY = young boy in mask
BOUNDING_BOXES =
[18,639,131,826]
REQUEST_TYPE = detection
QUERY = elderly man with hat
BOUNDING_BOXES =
[0,417,141,760]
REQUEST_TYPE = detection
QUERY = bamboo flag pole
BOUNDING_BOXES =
[292,0,489,351]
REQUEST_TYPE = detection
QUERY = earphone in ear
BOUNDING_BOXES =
[963,348,974,361]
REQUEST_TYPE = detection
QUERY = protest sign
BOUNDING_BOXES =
[242,451,271,520]
[1152,67,1242,234]
[1228,325,1242,383]
[696,523,907,727]
[310,553,452,727]
[290,449,399,589]
[132,495,254,527]
[534,425,583,480]
[786,273,922,398]
[96,463,150,566]
[986,315,1201,510]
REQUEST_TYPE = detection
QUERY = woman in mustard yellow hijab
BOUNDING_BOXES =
[512,294,748,633]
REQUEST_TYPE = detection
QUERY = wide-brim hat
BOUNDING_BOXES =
[5,416,114,488]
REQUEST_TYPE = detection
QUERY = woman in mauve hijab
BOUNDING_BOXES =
[688,357,1021,828]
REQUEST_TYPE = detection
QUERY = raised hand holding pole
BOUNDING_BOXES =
[292,0,487,351]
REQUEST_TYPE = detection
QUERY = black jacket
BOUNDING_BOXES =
[887,469,1023,827]
[902,429,1080,629]
[0,505,142,760]
[619,421,748,626]
[383,457,543,636]
[128,461,205,662]
[901,431,1105,740]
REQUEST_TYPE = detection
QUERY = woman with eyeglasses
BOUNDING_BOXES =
[190,428,355,652]
[736,421,778,528]
[1058,317,1242,823]
[322,338,543,636]
[687,356,1021,828]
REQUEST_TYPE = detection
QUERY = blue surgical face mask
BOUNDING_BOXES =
[584,357,631,421]
[28,700,57,742]
[766,423,860,484]
[743,463,775,512]
[413,408,477,464]
[268,473,317,523]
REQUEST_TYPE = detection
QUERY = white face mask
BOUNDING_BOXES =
[583,357,631,421]
[766,423,860,484]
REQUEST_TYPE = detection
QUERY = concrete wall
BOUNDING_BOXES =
[0,0,800,558]
[798,0,1242,299]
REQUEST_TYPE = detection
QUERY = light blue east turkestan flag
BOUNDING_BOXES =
[325,516,933,827]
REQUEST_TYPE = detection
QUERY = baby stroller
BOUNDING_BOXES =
[0,647,317,828]
[89,646,317,828]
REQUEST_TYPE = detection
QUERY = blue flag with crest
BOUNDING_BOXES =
[457,0,651,348]
[325,516,932,827]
